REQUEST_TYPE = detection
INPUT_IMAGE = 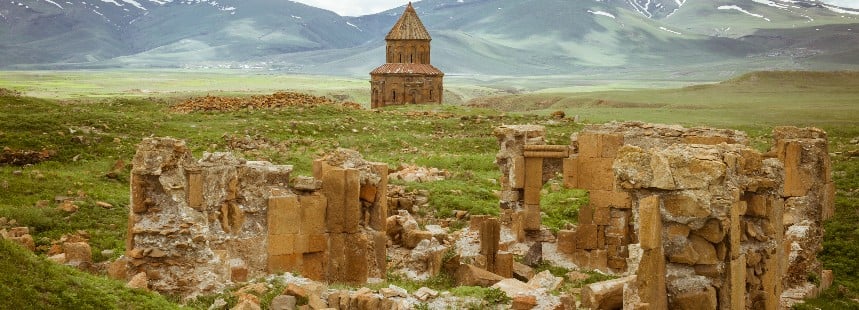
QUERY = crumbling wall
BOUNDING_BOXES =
[496,122,833,309]
[122,139,387,298]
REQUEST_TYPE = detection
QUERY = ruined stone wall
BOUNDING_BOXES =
[496,122,833,309]
[370,74,444,108]
[122,139,387,298]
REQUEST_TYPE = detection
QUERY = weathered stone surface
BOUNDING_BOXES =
[639,195,661,250]
[692,218,725,244]
[513,262,535,281]
[63,242,92,266]
[491,278,537,298]
[403,230,433,249]
[581,276,634,310]
[270,295,296,310]
[670,286,717,310]
[663,191,710,222]
[576,224,598,250]
[557,229,577,254]
[126,272,148,290]
[456,264,504,287]
[689,235,718,265]
[512,295,538,310]
[528,270,564,291]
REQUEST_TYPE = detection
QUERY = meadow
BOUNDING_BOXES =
[0,70,856,309]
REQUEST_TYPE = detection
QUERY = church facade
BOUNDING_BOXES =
[370,3,444,108]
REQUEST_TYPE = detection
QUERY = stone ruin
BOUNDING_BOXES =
[113,121,834,309]
[494,122,834,309]
[114,138,388,298]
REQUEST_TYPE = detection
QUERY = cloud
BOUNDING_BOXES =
[821,0,859,9]
[292,0,412,16]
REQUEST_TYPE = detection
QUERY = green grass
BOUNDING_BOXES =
[1,70,858,308]
[0,238,181,309]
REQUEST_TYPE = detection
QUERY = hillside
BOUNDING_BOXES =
[1,0,859,76]
[0,238,180,309]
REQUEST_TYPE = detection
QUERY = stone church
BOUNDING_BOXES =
[370,2,444,108]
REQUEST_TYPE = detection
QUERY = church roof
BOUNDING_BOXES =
[385,2,431,41]
[370,63,444,76]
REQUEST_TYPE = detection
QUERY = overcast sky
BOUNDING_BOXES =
[292,0,859,17]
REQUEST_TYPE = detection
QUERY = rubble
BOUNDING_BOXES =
[170,92,357,113]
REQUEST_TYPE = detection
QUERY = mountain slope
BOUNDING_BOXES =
[1,0,858,76]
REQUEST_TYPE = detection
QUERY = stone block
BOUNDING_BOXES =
[269,193,300,235]
[821,270,834,292]
[822,182,835,221]
[577,132,601,159]
[513,262,535,281]
[577,157,614,190]
[524,157,544,190]
[231,261,248,283]
[635,245,667,310]
[557,230,577,254]
[372,231,387,278]
[692,218,725,244]
[480,218,501,257]
[524,187,541,206]
[297,234,327,253]
[403,230,433,249]
[302,252,326,281]
[730,201,742,259]
[268,254,302,274]
[512,295,537,310]
[360,184,377,203]
[469,215,488,231]
[730,254,746,310]
[670,286,717,310]
[456,264,505,287]
[563,157,579,189]
[581,276,634,310]
[746,194,769,218]
[524,204,541,231]
[589,190,631,209]
[299,194,327,235]
[370,163,389,231]
[683,135,736,145]
[576,224,598,250]
[343,169,361,233]
[663,191,710,220]
[783,141,810,197]
[326,233,345,282]
[638,196,661,250]
[344,233,369,284]
[690,235,718,265]
[268,234,296,256]
[579,204,594,224]
[270,295,296,310]
[512,156,526,189]
[600,133,624,158]
[63,242,92,265]
[594,207,611,225]
[186,169,203,210]
[322,168,346,233]
[131,173,148,213]
[495,252,514,278]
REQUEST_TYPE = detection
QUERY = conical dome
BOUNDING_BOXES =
[385,2,431,41]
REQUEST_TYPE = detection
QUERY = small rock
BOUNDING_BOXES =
[455,210,468,220]
[523,242,542,266]
[270,295,296,310]
[126,272,149,290]
[512,295,538,310]
[413,287,438,301]
[58,201,78,213]
[48,253,67,264]
[12,170,22,176]
[491,278,536,298]
[96,201,113,209]
[380,284,408,298]
[147,248,167,258]
[528,270,564,291]
[293,176,322,191]
[567,271,590,282]
[34,200,49,208]
[101,249,115,257]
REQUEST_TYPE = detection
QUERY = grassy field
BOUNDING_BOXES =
[0,70,857,309]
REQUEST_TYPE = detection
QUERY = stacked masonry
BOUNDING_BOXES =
[121,139,387,298]
[495,122,834,309]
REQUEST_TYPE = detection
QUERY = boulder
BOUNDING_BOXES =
[456,264,505,287]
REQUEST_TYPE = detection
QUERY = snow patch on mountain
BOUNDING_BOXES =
[659,26,682,35]
[752,0,788,9]
[588,9,616,19]
[718,5,771,21]
[43,0,63,9]
[824,5,859,15]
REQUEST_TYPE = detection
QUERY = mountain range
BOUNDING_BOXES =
[1,0,858,77]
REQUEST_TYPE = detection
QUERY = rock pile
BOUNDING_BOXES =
[0,147,55,165]
[170,91,358,113]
